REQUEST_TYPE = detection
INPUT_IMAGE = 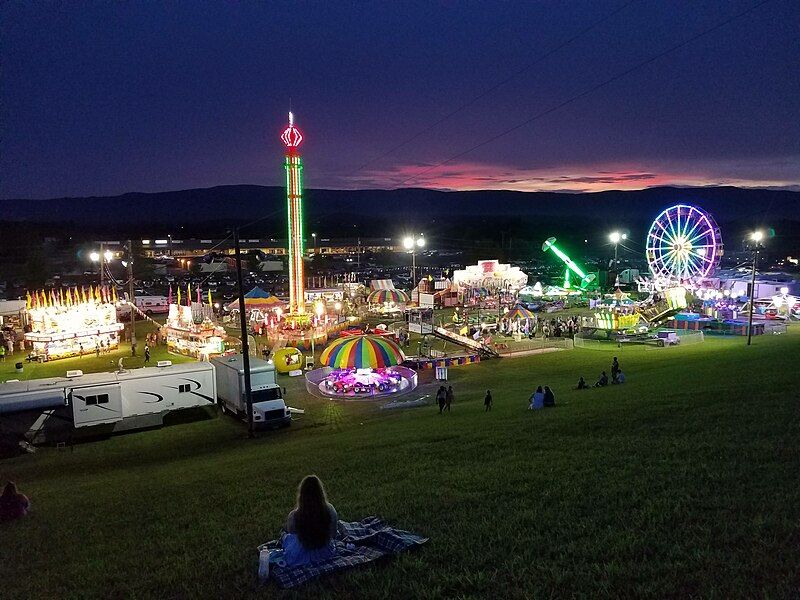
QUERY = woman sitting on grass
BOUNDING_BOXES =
[0,481,30,522]
[283,475,339,566]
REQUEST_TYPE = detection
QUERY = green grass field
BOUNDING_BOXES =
[2,327,799,598]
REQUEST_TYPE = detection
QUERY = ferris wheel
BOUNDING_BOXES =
[646,204,722,282]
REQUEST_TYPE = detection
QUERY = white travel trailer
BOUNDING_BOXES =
[0,361,216,443]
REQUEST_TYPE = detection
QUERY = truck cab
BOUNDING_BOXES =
[211,354,291,429]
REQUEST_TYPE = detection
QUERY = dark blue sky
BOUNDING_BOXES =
[2,0,799,199]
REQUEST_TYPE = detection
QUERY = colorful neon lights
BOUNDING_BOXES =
[646,204,722,282]
[541,237,596,290]
[282,112,305,314]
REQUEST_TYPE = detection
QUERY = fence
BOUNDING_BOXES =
[574,329,704,351]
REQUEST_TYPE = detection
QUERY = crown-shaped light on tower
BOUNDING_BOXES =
[281,111,303,151]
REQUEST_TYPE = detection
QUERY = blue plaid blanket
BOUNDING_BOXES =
[258,516,428,588]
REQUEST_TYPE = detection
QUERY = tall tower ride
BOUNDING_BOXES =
[282,111,305,315]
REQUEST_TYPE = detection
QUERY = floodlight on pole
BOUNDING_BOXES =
[403,234,425,286]
[89,251,100,262]
[746,230,765,346]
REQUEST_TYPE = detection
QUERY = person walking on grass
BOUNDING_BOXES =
[484,389,493,412]
[445,386,454,413]
[144,344,151,364]
[611,356,620,379]
[436,386,446,414]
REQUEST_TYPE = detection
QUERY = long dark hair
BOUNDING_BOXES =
[293,475,331,549]
[2,481,17,498]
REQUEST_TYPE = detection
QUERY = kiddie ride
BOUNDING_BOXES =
[323,367,404,395]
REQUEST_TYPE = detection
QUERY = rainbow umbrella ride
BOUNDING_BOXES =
[321,335,405,369]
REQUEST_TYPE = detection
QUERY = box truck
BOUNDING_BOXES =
[211,354,291,428]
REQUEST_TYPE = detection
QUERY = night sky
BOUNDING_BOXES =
[2,1,799,200]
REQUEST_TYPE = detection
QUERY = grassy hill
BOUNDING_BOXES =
[2,327,799,598]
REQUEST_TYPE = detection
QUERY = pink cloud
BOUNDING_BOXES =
[330,157,800,193]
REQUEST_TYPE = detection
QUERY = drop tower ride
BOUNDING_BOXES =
[282,111,305,315]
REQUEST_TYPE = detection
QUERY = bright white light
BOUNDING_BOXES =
[103,250,113,262]
[622,233,628,240]
[751,230,764,242]
[403,237,414,250]
[416,237,425,248]
[155,239,168,245]
[334,301,342,311]
[609,231,622,244]
[723,289,730,297]
[315,302,324,317]
[141,239,150,245]
[780,286,789,295]
[89,251,100,262]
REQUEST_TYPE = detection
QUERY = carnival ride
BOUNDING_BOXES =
[542,237,597,291]
[646,204,723,285]
[306,335,417,399]
[24,286,124,361]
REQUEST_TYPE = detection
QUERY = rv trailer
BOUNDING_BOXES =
[0,361,216,444]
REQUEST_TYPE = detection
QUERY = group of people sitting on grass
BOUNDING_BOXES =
[528,385,555,409]
[576,356,627,390]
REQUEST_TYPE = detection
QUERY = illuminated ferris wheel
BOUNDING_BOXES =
[646,204,722,282]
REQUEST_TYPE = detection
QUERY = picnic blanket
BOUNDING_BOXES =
[258,516,428,588]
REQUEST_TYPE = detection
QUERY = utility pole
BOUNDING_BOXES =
[234,228,255,438]
[127,240,137,356]
[99,242,105,287]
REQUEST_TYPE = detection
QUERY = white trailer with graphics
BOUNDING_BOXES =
[0,361,216,443]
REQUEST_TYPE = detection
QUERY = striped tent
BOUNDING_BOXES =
[226,287,285,311]
[320,335,405,369]
[506,305,536,321]
[367,289,410,304]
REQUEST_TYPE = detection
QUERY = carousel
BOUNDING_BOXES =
[305,335,417,400]
[24,286,124,361]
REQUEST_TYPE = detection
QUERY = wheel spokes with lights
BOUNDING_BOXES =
[646,204,722,282]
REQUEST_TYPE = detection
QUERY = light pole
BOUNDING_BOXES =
[609,231,627,287]
[403,234,425,289]
[311,301,324,366]
[746,230,764,346]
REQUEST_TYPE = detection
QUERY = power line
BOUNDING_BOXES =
[393,0,776,188]
[349,0,641,176]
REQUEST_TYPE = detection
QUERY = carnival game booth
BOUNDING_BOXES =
[367,288,410,315]
[411,277,460,308]
[453,260,528,295]
[305,335,417,400]
[24,287,124,361]
[163,299,226,360]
